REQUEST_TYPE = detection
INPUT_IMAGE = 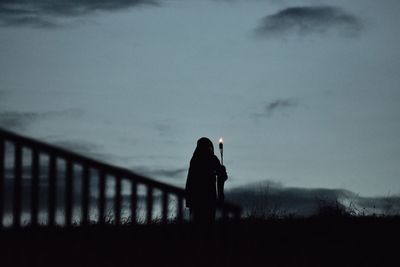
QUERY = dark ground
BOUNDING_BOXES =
[1,217,399,267]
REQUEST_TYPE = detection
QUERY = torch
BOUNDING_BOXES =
[218,137,225,204]
[219,137,224,165]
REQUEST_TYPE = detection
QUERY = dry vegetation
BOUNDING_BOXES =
[1,204,399,267]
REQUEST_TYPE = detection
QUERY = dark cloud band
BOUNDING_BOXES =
[255,6,362,38]
[255,98,298,119]
[0,109,82,131]
[0,112,39,130]
[0,0,159,27]
[134,166,187,180]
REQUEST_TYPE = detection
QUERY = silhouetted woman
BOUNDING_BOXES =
[185,137,228,223]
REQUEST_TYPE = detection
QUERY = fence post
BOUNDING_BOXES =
[0,139,4,227]
[48,154,56,226]
[65,160,73,227]
[31,149,39,226]
[82,165,90,226]
[130,181,137,224]
[115,177,121,225]
[162,191,168,224]
[13,143,22,227]
[146,186,153,224]
[98,170,106,225]
[177,195,183,223]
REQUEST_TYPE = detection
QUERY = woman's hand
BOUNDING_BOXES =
[219,165,228,181]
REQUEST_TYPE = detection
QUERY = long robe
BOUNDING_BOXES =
[185,153,227,221]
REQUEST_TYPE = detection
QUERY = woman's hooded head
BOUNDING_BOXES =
[193,137,214,158]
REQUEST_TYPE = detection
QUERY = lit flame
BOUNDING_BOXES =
[219,137,223,144]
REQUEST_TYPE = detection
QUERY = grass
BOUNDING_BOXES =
[1,212,400,267]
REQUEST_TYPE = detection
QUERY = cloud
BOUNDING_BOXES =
[0,15,60,28]
[0,0,159,27]
[155,121,174,137]
[0,90,8,98]
[49,140,112,161]
[0,109,82,131]
[133,166,187,179]
[255,6,362,38]
[226,181,400,217]
[255,98,298,118]
[0,111,42,130]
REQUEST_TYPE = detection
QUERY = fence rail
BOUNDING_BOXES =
[0,128,241,227]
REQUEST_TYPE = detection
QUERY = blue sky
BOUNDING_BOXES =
[1,0,400,197]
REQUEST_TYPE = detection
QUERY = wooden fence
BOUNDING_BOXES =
[0,128,241,227]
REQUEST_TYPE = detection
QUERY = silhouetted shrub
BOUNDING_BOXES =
[315,198,353,218]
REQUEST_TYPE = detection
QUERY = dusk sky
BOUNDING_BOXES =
[1,0,399,197]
